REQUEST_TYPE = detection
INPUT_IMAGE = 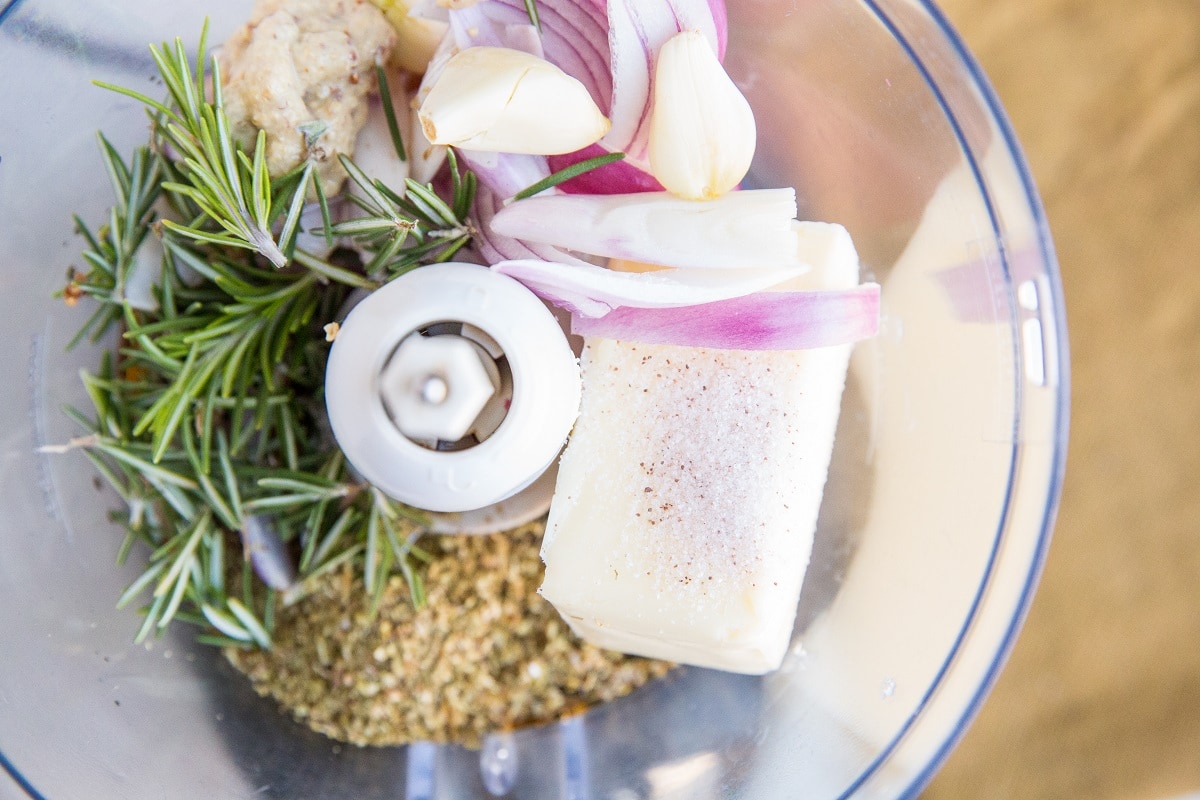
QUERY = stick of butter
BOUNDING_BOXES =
[538,225,859,675]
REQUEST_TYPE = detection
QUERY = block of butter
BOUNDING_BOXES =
[539,224,858,674]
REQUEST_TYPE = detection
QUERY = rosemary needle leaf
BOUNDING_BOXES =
[154,512,209,598]
[226,597,271,648]
[292,249,380,291]
[279,403,300,472]
[375,62,407,162]
[278,162,314,257]
[160,220,259,252]
[270,161,309,225]
[117,561,167,610]
[327,218,406,237]
[250,130,271,229]
[313,173,335,249]
[447,148,477,223]
[199,473,240,531]
[399,557,427,608]
[74,213,103,253]
[405,179,459,228]
[92,441,198,490]
[307,506,356,572]
[511,151,626,201]
[194,19,210,94]
[524,0,541,32]
[447,147,466,213]
[201,603,254,642]
[263,590,277,634]
[365,231,413,277]
[93,80,180,127]
[197,634,255,649]
[365,502,382,596]
[432,234,471,264]
[257,475,345,494]
[218,435,244,520]
[369,539,395,618]
[208,529,226,595]
[135,594,168,644]
[158,560,194,628]
[97,133,132,208]
[287,543,365,606]
[341,158,397,217]
[146,474,199,521]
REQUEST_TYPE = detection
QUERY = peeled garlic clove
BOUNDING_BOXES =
[418,47,610,155]
[409,102,448,185]
[408,31,455,183]
[649,30,756,201]
[370,0,450,75]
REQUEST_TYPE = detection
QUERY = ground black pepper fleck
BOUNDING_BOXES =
[225,522,673,748]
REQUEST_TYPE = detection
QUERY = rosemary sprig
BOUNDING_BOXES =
[96,20,300,267]
[329,151,475,280]
[59,29,477,649]
[66,231,430,643]
[57,137,162,347]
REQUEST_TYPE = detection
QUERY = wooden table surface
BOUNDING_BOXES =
[924,1,1200,798]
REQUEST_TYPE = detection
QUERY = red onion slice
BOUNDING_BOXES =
[571,284,882,350]
[492,258,808,317]
[459,149,551,200]
[434,1,614,200]
[547,143,665,194]
[473,185,590,266]
[448,4,504,48]
[706,0,728,59]
[504,23,545,57]
[489,189,822,269]
[603,0,725,165]
[479,0,614,114]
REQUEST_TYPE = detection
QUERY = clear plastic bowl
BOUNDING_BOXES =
[0,0,1068,798]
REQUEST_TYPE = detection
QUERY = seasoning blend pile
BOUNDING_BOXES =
[228,524,672,747]
[63,0,880,751]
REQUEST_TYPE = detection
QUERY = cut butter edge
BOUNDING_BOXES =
[539,225,859,675]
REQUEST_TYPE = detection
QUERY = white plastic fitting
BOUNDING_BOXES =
[379,333,498,445]
[325,262,581,513]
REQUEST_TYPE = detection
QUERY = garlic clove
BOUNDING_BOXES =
[408,31,456,183]
[370,0,450,75]
[648,30,756,201]
[418,47,610,155]
[408,101,449,185]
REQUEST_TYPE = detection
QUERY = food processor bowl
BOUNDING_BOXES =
[0,0,1067,797]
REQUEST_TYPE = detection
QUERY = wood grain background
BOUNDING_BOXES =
[925,1,1200,798]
